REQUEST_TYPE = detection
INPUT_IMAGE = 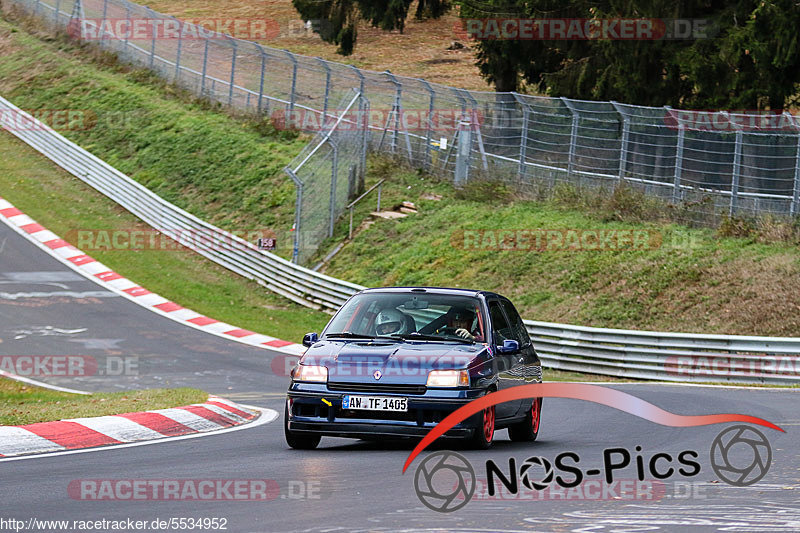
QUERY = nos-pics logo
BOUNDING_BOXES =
[413,425,773,512]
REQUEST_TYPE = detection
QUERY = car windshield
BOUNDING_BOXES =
[324,292,485,343]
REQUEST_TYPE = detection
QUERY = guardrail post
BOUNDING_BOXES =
[561,97,579,179]
[282,50,298,123]
[173,17,183,82]
[666,107,685,204]
[611,101,630,182]
[512,92,528,179]
[226,36,237,106]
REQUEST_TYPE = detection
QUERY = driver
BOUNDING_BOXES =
[438,307,482,341]
[374,308,408,336]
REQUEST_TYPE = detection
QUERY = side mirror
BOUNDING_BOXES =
[497,339,520,354]
[302,332,319,347]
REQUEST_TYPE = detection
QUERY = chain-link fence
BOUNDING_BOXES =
[9,0,800,263]
[284,90,369,265]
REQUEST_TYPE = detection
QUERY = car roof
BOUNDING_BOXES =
[358,286,501,299]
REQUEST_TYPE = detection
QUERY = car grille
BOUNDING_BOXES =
[327,382,427,395]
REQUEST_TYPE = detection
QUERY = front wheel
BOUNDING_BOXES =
[284,403,321,450]
[466,402,495,449]
[509,397,542,442]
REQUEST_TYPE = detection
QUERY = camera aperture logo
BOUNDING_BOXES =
[413,425,773,511]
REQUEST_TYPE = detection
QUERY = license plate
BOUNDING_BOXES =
[342,395,408,412]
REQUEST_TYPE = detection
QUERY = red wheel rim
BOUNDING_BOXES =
[531,398,541,434]
[483,405,495,442]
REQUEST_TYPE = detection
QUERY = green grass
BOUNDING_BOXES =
[320,158,800,337]
[0,378,207,425]
[0,16,306,256]
[0,131,330,342]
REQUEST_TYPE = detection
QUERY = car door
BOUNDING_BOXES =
[500,298,541,388]
[487,298,523,419]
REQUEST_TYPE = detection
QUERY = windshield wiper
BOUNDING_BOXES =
[324,332,377,340]
[389,333,474,344]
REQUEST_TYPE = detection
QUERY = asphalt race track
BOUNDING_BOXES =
[1,220,799,532]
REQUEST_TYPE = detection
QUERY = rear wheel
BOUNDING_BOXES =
[284,403,321,450]
[509,397,542,442]
[467,402,495,449]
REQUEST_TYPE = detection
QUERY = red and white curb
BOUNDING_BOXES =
[0,396,261,457]
[0,197,305,356]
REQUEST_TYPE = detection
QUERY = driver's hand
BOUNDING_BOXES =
[455,328,474,340]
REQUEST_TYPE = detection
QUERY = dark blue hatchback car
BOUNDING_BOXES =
[285,287,543,449]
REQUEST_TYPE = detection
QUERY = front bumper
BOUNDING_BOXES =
[286,383,484,439]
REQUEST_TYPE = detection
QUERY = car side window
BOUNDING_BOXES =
[501,299,530,346]
[488,300,513,344]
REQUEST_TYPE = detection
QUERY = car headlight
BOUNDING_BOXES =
[427,369,469,387]
[292,364,328,382]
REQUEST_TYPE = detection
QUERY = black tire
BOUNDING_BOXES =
[284,403,321,450]
[509,397,542,442]
[466,401,495,450]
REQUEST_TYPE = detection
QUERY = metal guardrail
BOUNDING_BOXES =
[0,95,362,311]
[1,96,798,384]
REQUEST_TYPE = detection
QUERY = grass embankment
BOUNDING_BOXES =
[0,17,332,341]
[320,159,800,337]
[145,0,487,90]
[0,16,304,255]
[0,378,207,425]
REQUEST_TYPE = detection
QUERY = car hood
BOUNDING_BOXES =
[301,340,489,384]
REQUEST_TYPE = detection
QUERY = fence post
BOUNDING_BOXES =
[611,101,630,182]
[226,36,237,106]
[454,118,473,185]
[124,1,132,51]
[316,58,331,126]
[419,79,436,171]
[561,97,579,179]
[34,0,40,16]
[665,107,685,204]
[173,17,183,82]
[99,0,107,41]
[251,43,267,115]
[282,50,298,121]
[285,168,303,264]
[730,129,743,217]
[461,89,488,171]
[147,9,157,67]
[384,70,412,160]
[347,67,367,186]
[793,132,800,217]
[512,92,528,179]
[54,0,61,26]
[199,34,210,97]
[328,139,338,238]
